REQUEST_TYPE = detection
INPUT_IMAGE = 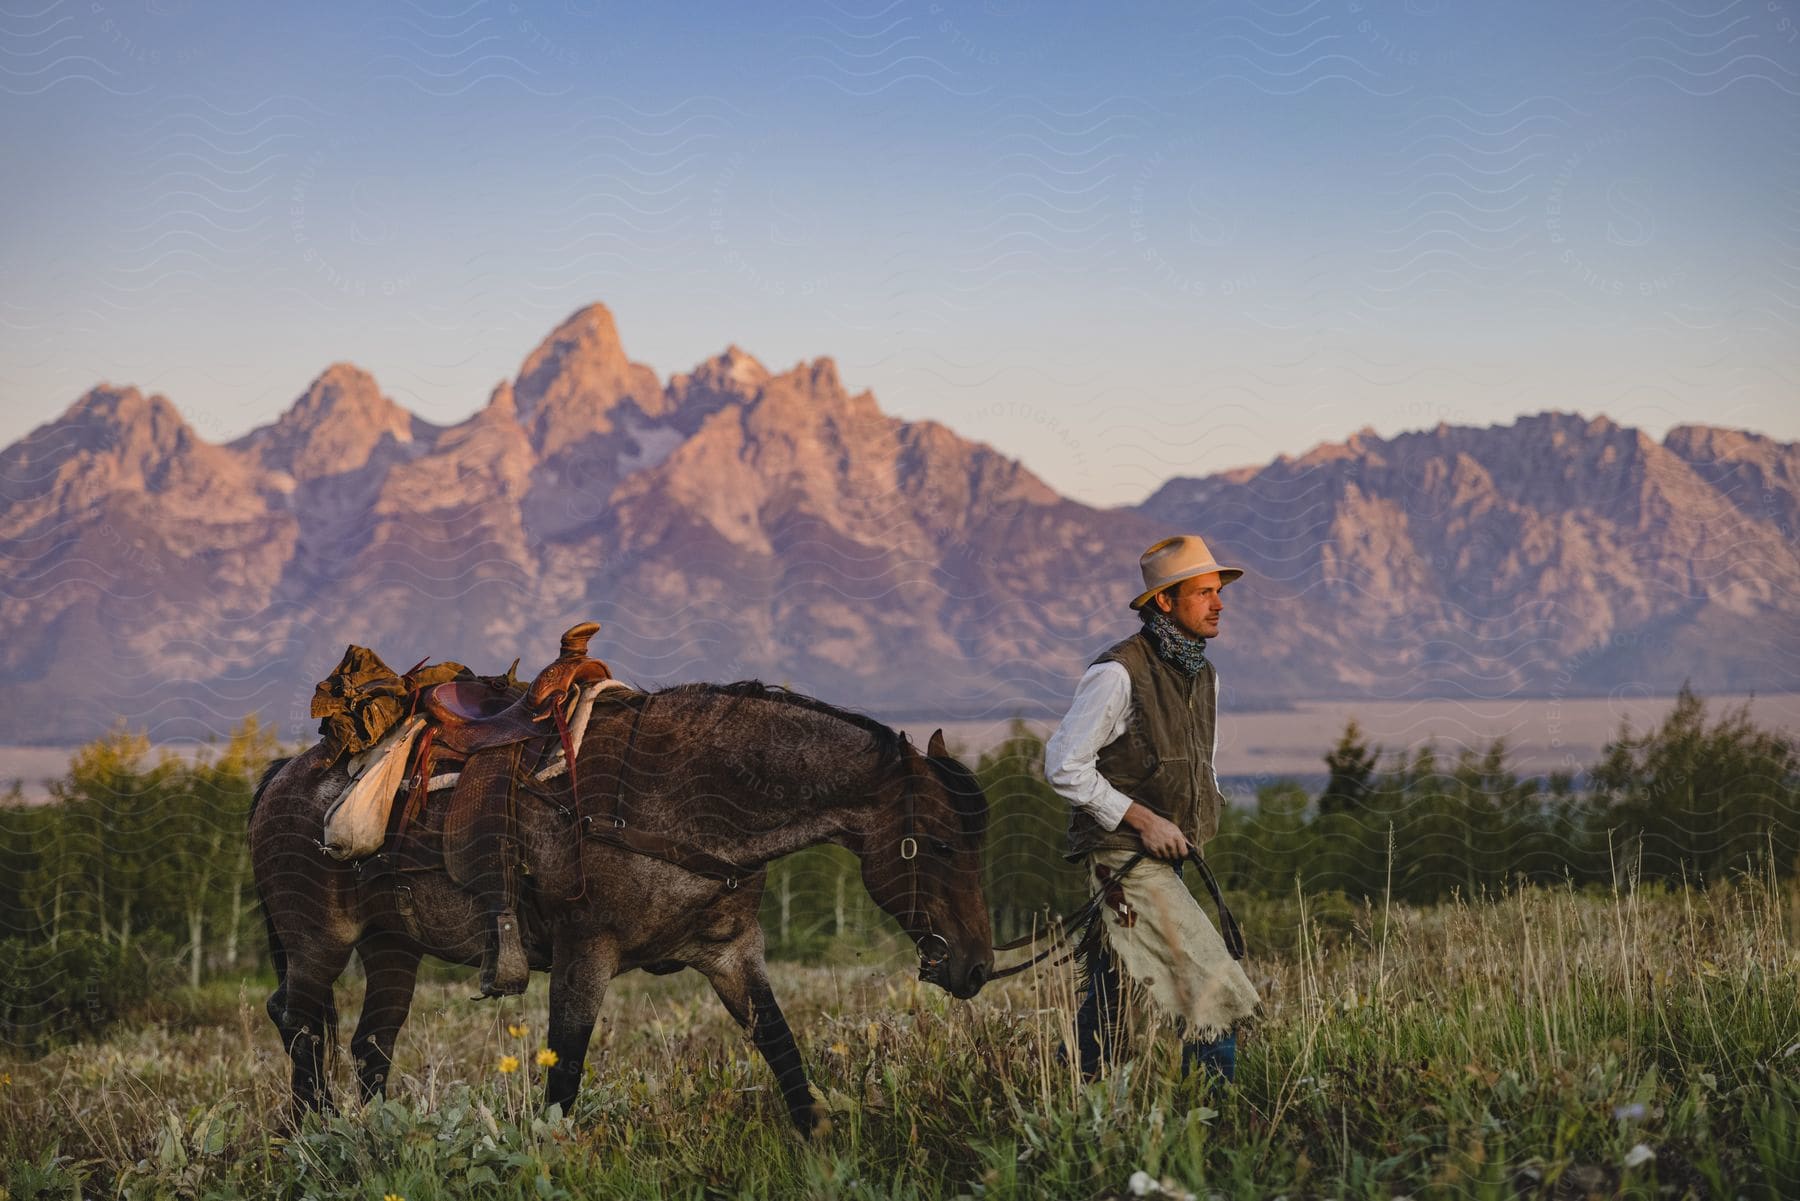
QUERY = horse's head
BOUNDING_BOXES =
[857,729,994,999]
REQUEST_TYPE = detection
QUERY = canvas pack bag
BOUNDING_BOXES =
[322,715,426,860]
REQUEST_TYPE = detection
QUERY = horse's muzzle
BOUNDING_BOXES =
[916,934,988,998]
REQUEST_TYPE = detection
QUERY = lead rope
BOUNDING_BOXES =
[985,846,1246,980]
[1186,846,1246,960]
[986,851,1147,981]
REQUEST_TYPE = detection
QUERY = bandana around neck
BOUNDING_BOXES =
[1145,611,1209,676]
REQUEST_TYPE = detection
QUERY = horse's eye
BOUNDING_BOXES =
[930,838,953,855]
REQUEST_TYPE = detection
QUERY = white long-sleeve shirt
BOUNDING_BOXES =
[1043,661,1136,831]
[1044,655,1227,833]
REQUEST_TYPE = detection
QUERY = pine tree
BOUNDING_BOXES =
[1319,719,1379,816]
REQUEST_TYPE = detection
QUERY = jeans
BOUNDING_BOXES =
[1073,866,1237,1084]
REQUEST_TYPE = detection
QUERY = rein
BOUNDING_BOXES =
[986,851,1145,981]
[986,846,1246,980]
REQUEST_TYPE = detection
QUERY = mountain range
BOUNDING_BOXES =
[3,302,1796,744]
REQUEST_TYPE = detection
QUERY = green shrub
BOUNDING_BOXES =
[0,931,159,1054]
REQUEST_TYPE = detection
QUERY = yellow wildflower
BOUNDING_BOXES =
[507,1023,528,1038]
[536,1048,559,1068]
[830,1041,849,1057]
[384,1194,405,1201]
[498,1055,521,1074]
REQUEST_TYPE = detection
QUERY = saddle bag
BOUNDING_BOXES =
[322,716,425,860]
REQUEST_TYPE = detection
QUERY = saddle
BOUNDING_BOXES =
[421,622,613,754]
[399,621,614,998]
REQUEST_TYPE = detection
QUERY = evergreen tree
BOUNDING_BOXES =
[1589,683,1799,885]
[1319,719,1379,816]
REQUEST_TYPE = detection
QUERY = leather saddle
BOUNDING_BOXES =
[420,621,612,755]
[422,680,550,753]
[387,620,613,998]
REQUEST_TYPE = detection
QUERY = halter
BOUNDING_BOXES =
[894,763,952,975]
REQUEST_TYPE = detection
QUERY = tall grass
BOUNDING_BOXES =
[5,870,1794,1200]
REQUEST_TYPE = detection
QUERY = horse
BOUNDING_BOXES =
[248,680,995,1133]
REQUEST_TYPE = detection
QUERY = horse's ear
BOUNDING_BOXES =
[928,728,948,759]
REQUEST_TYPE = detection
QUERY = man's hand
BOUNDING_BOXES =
[1121,803,1189,861]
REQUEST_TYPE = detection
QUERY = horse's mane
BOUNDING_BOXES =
[926,754,989,841]
[650,680,911,767]
[250,756,293,821]
[642,680,989,835]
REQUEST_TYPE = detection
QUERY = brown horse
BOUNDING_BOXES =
[248,681,994,1133]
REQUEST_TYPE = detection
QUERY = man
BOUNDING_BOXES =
[1045,534,1261,1082]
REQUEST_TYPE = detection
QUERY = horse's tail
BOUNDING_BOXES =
[250,756,294,986]
[247,755,342,1064]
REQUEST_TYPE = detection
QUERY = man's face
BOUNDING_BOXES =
[1153,571,1224,639]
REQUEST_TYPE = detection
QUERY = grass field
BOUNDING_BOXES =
[4,875,1797,1200]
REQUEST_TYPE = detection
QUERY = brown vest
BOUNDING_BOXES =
[1065,631,1224,858]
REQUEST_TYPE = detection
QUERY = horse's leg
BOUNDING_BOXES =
[542,926,618,1114]
[275,934,355,1118]
[697,931,828,1136]
[349,932,422,1103]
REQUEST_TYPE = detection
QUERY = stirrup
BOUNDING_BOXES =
[477,909,529,998]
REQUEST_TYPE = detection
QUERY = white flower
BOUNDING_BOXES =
[1624,1143,1656,1169]
[1129,1171,1156,1196]
[1612,1103,1646,1121]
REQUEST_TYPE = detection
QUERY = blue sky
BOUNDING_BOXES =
[3,0,1796,505]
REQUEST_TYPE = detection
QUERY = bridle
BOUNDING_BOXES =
[893,762,952,978]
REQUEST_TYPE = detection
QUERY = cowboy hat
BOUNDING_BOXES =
[1130,534,1243,610]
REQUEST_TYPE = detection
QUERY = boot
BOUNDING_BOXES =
[479,908,529,998]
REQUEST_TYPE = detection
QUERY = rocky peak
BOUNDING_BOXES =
[512,303,665,455]
[0,384,265,529]
[59,384,189,445]
[236,363,423,481]
[1663,423,1788,466]
[798,356,847,402]
[0,385,182,504]
[741,357,884,449]
[291,363,407,427]
[479,379,519,423]
[1661,423,1800,529]
[376,380,536,513]
[1,385,200,497]
[716,344,768,389]
[664,345,770,435]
